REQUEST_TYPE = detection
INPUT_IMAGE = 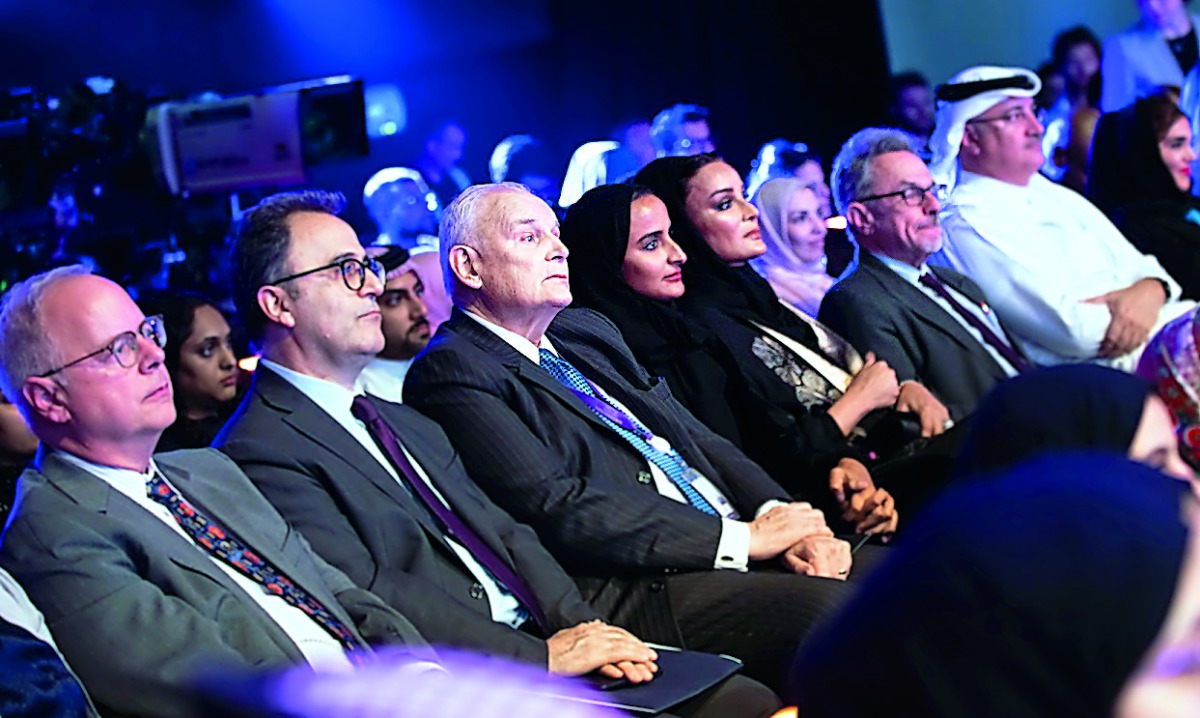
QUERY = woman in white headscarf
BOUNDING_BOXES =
[750,178,833,317]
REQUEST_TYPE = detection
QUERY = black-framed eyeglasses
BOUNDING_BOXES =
[39,315,167,377]
[857,182,947,207]
[270,256,385,292]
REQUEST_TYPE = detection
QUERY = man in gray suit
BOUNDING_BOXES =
[820,127,1023,421]
[0,266,437,717]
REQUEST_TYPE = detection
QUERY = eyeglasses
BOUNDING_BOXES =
[270,256,385,292]
[856,182,947,207]
[39,315,167,377]
[965,105,1043,127]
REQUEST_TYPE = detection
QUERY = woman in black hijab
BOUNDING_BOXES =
[563,182,906,531]
[791,452,1192,717]
[954,364,1194,481]
[1088,91,1200,300]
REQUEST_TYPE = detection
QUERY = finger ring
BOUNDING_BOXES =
[942,418,955,430]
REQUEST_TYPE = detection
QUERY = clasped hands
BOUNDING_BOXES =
[546,619,659,683]
[838,353,950,438]
[747,458,896,580]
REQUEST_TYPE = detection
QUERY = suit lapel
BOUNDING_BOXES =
[160,457,359,649]
[860,254,983,354]
[36,453,280,609]
[254,369,450,544]
[447,310,618,436]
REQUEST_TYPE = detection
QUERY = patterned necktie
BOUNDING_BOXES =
[919,272,1032,372]
[146,473,363,655]
[537,348,720,516]
[0,618,90,718]
[350,395,548,630]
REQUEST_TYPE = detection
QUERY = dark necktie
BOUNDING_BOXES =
[0,618,90,718]
[146,474,363,655]
[919,271,1032,372]
[350,395,548,630]
[538,349,721,516]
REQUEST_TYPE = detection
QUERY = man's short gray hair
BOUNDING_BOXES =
[0,264,92,418]
[439,182,531,302]
[830,128,915,217]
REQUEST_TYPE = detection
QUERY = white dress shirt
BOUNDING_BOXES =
[358,357,414,404]
[260,359,527,628]
[55,450,354,672]
[464,310,769,571]
[873,252,1020,378]
[931,171,1194,370]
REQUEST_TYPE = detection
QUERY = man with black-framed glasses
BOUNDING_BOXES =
[928,64,1194,371]
[0,266,439,717]
[821,127,1025,423]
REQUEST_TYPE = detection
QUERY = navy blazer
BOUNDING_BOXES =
[405,307,791,644]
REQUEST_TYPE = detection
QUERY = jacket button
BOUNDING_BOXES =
[637,471,653,485]
[469,583,485,600]
[649,581,665,592]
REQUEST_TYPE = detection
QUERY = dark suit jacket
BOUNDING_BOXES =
[819,252,1016,421]
[0,449,432,718]
[214,367,600,666]
[405,308,791,645]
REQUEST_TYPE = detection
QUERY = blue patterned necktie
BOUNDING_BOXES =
[538,348,719,516]
[146,473,364,656]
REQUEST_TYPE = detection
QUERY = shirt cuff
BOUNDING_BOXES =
[714,519,751,571]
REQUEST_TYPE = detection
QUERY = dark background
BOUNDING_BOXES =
[0,0,892,236]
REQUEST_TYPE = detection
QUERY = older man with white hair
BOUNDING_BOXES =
[405,181,883,694]
[928,64,1193,370]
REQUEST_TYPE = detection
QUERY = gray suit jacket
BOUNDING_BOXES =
[819,252,1016,421]
[215,367,601,666]
[0,448,433,718]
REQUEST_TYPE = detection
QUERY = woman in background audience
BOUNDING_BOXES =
[1139,307,1200,472]
[750,178,833,317]
[793,452,1191,717]
[0,395,36,524]
[954,364,1193,482]
[137,291,241,451]
[1089,91,1200,300]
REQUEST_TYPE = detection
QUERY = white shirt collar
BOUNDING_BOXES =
[55,449,161,506]
[870,251,926,287]
[259,357,363,416]
[364,356,414,377]
[462,310,560,363]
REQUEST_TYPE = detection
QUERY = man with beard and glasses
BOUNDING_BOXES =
[820,127,1025,422]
